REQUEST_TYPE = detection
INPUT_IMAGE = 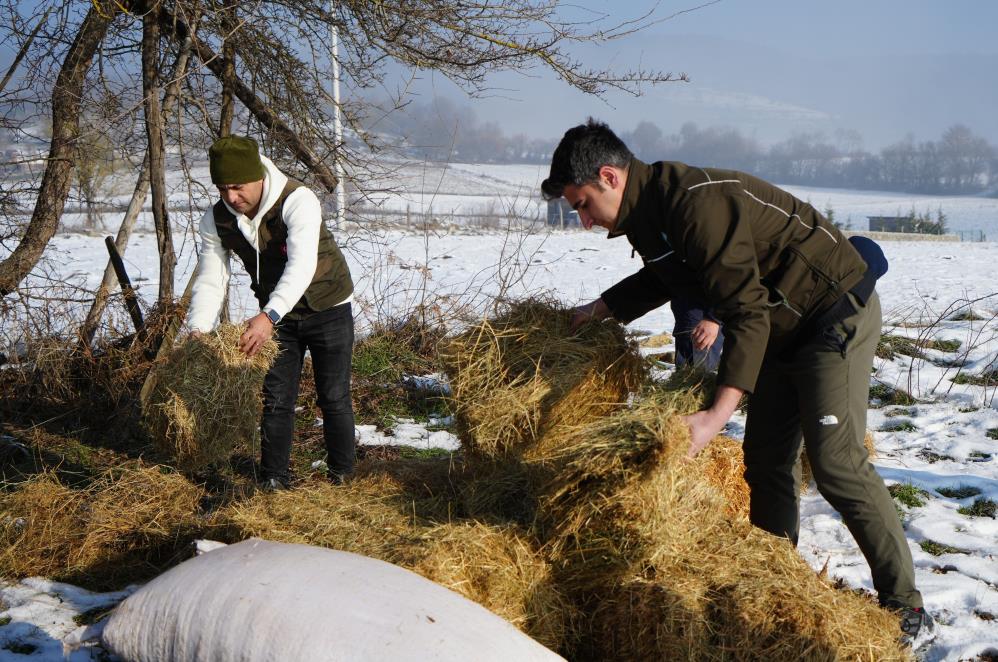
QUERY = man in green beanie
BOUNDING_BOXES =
[189,135,356,489]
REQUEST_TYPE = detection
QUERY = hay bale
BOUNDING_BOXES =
[526,394,907,660]
[701,435,750,519]
[0,466,204,588]
[441,300,646,459]
[143,325,278,469]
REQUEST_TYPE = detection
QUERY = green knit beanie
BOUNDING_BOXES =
[208,135,265,185]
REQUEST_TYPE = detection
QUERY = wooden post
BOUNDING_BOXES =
[105,235,145,334]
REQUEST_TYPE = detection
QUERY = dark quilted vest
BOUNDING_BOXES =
[212,179,353,319]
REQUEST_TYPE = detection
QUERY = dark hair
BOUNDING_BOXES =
[541,118,633,199]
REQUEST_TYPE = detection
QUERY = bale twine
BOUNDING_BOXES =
[143,324,279,470]
[441,300,646,460]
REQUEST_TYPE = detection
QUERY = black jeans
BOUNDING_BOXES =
[260,302,355,479]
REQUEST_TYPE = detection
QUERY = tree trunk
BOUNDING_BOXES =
[160,11,339,193]
[142,1,174,303]
[0,4,119,297]
[79,34,193,348]
[218,2,237,137]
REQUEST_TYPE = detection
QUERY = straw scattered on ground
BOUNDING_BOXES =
[0,466,204,589]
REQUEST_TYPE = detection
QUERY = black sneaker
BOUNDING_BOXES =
[258,476,290,492]
[327,471,351,486]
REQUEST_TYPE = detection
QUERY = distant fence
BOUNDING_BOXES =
[845,230,960,243]
[955,230,987,242]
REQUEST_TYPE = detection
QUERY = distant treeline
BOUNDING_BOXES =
[384,99,997,196]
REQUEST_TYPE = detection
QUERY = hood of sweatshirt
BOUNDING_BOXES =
[220,154,288,251]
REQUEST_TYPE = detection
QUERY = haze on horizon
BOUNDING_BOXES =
[389,0,998,151]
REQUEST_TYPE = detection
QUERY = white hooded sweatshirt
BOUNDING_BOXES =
[187,155,346,332]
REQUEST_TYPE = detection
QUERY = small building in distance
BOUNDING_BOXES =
[867,215,944,234]
[547,198,580,228]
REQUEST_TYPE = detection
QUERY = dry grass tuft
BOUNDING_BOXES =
[211,474,422,555]
[143,325,278,470]
[441,299,647,460]
[638,332,673,348]
[521,393,908,660]
[408,522,577,652]
[0,466,204,589]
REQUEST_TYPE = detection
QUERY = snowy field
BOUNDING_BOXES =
[2,163,998,660]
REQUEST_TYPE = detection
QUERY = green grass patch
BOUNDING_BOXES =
[3,642,37,655]
[950,370,998,386]
[884,407,917,418]
[919,539,970,556]
[959,406,981,413]
[957,498,997,519]
[0,615,10,626]
[880,420,918,433]
[987,428,998,440]
[876,335,924,360]
[869,383,917,407]
[918,450,955,463]
[397,446,454,460]
[925,338,962,352]
[875,335,962,361]
[969,451,993,461]
[949,309,987,322]
[888,483,929,508]
[937,485,982,499]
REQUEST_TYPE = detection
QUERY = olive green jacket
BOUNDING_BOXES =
[601,158,866,393]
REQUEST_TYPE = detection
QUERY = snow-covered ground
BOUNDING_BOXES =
[2,164,997,660]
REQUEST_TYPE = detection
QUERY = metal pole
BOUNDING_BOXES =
[330,14,346,228]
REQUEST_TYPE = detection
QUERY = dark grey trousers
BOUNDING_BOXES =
[743,292,923,608]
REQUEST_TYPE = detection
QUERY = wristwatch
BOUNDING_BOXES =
[265,309,281,325]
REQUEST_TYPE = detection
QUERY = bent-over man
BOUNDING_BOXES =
[542,119,930,640]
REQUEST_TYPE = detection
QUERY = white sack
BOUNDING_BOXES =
[101,538,564,662]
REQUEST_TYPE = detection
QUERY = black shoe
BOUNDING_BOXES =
[893,604,934,643]
[258,476,290,492]
[327,471,352,486]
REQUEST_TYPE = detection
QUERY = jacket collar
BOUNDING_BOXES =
[609,157,657,238]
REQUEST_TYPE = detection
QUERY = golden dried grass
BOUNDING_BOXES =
[639,332,673,348]
[526,393,908,660]
[408,522,577,652]
[441,300,647,460]
[0,466,204,588]
[143,324,278,470]
[211,473,573,653]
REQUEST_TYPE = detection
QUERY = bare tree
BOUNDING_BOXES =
[1,0,689,311]
[0,2,122,296]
